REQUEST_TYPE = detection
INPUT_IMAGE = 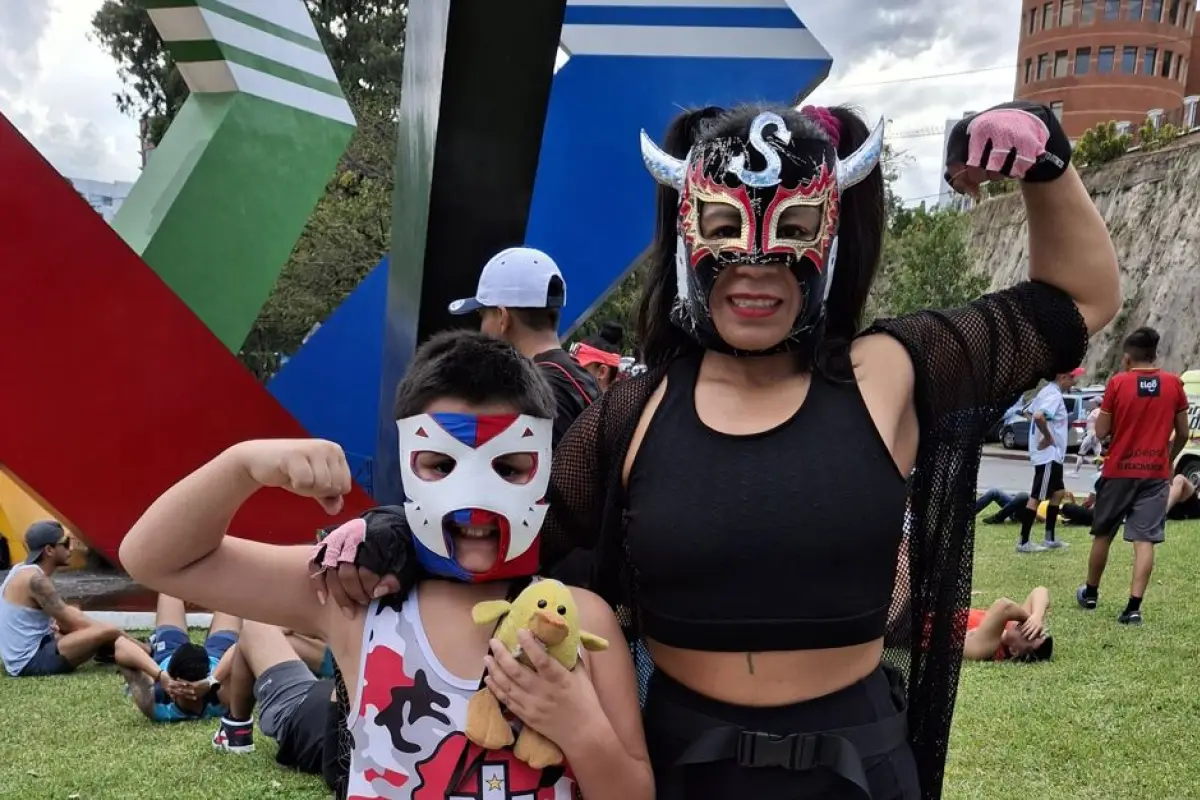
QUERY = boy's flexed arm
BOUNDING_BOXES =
[120,439,353,638]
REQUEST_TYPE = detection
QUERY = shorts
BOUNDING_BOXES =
[17,633,74,677]
[1030,461,1066,500]
[255,660,331,775]
[1091,477,1170,543]
[150,625,238,668]
[1167,493,1200,521]
[643,666,919,799]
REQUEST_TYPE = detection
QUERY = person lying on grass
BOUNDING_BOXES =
[113,593,240,722]
[0,521,126,677]
[211,620,338,787]
[963,586,1053,663]
[119,330,652,800]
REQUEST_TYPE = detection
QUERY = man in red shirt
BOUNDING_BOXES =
[1077,327,1190,624]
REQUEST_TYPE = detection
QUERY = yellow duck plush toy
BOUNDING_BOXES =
[465,579,609,769]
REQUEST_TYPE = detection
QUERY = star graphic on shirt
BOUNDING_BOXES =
[487,775,502,790]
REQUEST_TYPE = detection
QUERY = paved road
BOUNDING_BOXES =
[979,455,1099,496]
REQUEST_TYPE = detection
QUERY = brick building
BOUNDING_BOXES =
[1015,0,1200,138]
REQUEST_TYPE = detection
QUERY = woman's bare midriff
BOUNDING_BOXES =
[647,637,885,707]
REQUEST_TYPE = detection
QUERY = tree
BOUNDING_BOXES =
[1072,121,1132,168]
[93,0,408,379]
[876,207,988,317]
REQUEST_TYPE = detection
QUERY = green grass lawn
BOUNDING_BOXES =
[3,519,1199,798]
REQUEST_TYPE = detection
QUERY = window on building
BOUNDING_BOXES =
[1075,47,1092,73]
[1129,0,1143,19]
[1060,0,1076,25]
[1169,0,1181,24]
[1044,2,1055,28]
[1098,46,1115,72]
[1104,0,1120,19]
[1148,0,1163,22]
[1143,46,1157,74]
[1025,58,1033,83]
[1055,50,1070,77]
[1122,45,1138,73]
[1038,53,1051,79]
[1162,50,1173,77]
[1028,7,1038,33]
[1050,102,1065,121]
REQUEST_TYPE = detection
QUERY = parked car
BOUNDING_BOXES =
[1000,390,1103,451]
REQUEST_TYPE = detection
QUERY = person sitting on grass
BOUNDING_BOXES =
[963,586,1053,663]
[113,593,240,722]
[211,620,338,784]
[118,330,653,800]
[0,521,126,677]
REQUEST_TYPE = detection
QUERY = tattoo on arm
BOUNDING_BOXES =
[121,667,158,720]
[746,652,755,675]
[28,575,66,616]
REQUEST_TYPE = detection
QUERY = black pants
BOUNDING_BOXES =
[644,666,920,799]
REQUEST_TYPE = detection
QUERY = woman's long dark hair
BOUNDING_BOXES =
[634,104,885,378]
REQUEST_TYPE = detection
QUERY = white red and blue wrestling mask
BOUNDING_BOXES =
[640,107,885,356]
[396,412,552,583]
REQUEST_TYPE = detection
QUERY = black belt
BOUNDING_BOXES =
[663,677,909,799]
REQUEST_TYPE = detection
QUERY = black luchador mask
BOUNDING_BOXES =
[640,110,885,357]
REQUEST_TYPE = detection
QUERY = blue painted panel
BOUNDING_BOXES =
[529,53,830,335]
[268,258,388,495]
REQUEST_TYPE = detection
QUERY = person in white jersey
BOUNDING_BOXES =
[1016,367,1084,552]
[119,330,652,800]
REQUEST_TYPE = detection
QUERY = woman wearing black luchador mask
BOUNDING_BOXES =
[313,100,1120,799]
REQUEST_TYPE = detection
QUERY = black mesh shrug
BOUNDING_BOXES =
[541,280,1088,800]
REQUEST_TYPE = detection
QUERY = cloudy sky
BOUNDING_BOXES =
[0,0,1027,204]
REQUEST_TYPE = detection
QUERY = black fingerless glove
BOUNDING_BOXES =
[317,505,420,595]
[945,100,1071,184]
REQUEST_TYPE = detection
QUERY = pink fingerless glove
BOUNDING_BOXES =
[309,517,366,576]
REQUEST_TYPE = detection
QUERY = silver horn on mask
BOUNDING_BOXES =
[834,116,886,191]
[639,129,686,190]
[638,114,887,193]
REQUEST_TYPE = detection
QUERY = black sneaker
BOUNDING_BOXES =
[1118,609,1143,626]
[1076,585,1097,610]
[212,718,255,754]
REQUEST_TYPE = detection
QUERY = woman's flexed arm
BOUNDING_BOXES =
[945,100,1120,336]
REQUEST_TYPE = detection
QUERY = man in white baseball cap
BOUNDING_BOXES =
[449,246,598,446]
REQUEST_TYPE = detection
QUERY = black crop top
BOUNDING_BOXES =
[625,354,908,652]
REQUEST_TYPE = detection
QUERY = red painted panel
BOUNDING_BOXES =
[0,115,374,566]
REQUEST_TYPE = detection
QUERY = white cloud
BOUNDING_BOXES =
[802,0,1023,206]
[0,0,141,183]
[1,0,1028,202]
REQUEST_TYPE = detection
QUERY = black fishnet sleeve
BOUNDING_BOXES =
[541,371,658,598]
[540,391,611,574]
[866,280,1089,427]
[865,281,1087,799]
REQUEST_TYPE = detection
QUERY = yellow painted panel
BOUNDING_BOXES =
[0,470,87,569]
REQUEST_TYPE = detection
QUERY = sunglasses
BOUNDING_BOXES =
[55,538,72,549]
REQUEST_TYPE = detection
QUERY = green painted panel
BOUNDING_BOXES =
[114,94,353,350]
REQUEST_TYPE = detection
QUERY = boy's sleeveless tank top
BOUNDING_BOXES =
[344,585,580,799]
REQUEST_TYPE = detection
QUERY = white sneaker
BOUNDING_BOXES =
[1016,541,1046,553]
[1043,539,1069,550]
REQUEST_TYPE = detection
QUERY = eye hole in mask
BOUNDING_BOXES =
[410,451,539,485]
